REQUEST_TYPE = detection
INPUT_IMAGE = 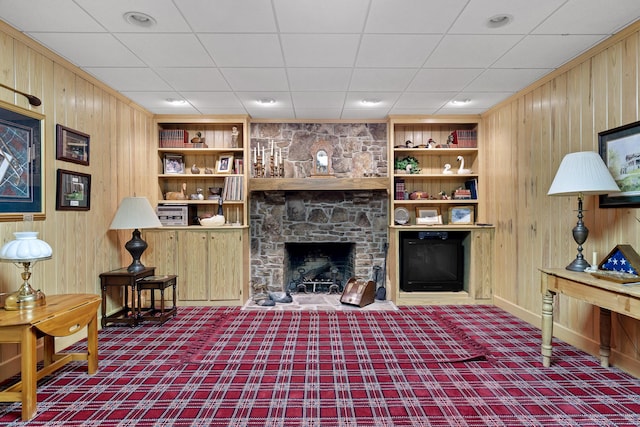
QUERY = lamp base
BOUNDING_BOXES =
[566,257,590,272]
[4,288,46,311]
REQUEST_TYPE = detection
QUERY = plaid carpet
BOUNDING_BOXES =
[1,305,639,426]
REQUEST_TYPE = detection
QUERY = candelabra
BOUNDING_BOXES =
[253,155,265,177]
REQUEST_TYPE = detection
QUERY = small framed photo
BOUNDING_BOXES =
[56,169,91,211]
[164,154,185,174]
[217,154,234,173]
[416,207,442,225]
[56,124,90,166]
[449,206,474,225]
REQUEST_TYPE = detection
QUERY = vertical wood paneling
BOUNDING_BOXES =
[485,22,640,372]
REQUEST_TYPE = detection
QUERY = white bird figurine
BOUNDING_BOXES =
[457,156,472,174]
[443,163,452,174]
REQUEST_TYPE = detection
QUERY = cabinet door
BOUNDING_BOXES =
[142,230,177,275]
[177,231,209,301]
[208,229,243,302]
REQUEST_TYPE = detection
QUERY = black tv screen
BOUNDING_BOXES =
[400,232,464,292]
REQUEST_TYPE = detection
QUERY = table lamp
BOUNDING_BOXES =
[548,151,620,271]
[109,196,162,273]
[0,231,52,310]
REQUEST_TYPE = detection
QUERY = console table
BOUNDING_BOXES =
[0,294,101,421]
[540,268,640,368]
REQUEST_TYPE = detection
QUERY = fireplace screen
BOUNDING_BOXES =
[284,242,355,293]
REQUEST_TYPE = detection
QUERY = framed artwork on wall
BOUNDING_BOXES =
[0,100,45,221]
[599,120,640,208]
[56,169,91,211]
[56,124,90,166]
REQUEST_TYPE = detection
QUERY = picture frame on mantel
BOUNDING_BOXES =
[599,120,640,208]
[0,100,45,221]
[56,124,90,166]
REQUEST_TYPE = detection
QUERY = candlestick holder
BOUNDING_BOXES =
[253,156,265,177]
[269,155,275,178]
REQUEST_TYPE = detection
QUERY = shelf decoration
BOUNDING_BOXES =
[394,156,420,174]
[590,244,640,283]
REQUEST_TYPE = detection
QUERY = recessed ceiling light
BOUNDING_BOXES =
[165,98,187,105]
[487,14,513,28]
[361,99,381,106]
[123,11,157,28]
[450,99,471,106]
[257,98,276,105]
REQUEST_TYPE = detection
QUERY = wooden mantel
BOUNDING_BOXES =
[249,177,389,192]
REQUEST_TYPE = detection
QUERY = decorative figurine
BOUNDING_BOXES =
[457,155,472,174]
[191,164,200,174]
[443,163,452,174]
[231,126,239,148]
[165,182,187,200]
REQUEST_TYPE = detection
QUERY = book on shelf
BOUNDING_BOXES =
[464,178,478,199]
[159,129,189,148]
[395,178,405,200]
[222,175,244,201]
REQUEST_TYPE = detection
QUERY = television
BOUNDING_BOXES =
[400,231,465,292]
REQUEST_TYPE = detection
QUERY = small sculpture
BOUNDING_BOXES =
[427,138,435,148]
[405,140,413,148]
[191,131,202,143]
[457,155,472,174]
[204,166,214,174]
[191,164,200,174]
[165,182,187,200]
[439,190,450,200]
[443,163,452,174]
[231,126,239,148]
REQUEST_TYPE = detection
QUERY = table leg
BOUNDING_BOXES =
[101,283,108,328]
[172,281,177,315]
[541,290,555,367]
[599,308,612,368]
[87,312,99,374]
[43,335,55,367]
[20,326,37,421]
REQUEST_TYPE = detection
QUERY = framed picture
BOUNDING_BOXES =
[217,154,234,173]
[56,124,90,166]
[163,153,185,174]
[599,120,640,208]
[56,169,91,211]
[449,206,474,225]
[415,207,443,224]
[0,101,45,221]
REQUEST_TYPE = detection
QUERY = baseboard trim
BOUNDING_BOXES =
[494,296,640,378]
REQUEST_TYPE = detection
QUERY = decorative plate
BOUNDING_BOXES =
[394,207,410,225]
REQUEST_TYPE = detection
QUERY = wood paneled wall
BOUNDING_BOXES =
[483,20,640,375]
[0,22,154,378]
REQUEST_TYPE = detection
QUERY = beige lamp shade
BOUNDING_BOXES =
[548,151,620,196]
[109,197,162,230]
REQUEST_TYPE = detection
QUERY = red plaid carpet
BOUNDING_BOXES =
[1,305,639,426]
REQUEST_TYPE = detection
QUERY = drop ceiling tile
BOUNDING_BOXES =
[274,0,369,33]
[245,106,296,119]
[291,92,346,109]
[394,92,456,109]
[407,69,483,92]
[356,35,441,68]
[449,0,565,34]
[180,92,243,108]
[121,91,200,112]
[434,107,486,115]
[449,92,514,108]
[194,107,249,115]
[425,35,523,68]
[287,68,352,91]
[199,34,284,67]
[349,69,416,92]
[365,0,468,33]
[343,92,401,109]
[533,0,640,35]
[174,0,277,32]
[76,0,191,32]
[494,35,607,68]
[341,109,391,120]
[115,34,214,67]
[154,68,231,91]
[465,68,552,92]
[294,108,346,120]
[387,107,439,116]
[280,34,360,67]
[83,68,172,91]
[26,33,144,67]
[221,69,289,91]
[0,0,103,31]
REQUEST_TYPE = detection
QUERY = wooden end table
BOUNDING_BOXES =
[137,275,178,324]
[0,294,101,421]
[99,267,155,327]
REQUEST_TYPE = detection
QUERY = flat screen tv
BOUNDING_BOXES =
[400,231,465,292]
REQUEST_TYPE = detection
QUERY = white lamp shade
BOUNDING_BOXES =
[0,231,52,262]
[548,151,621,196]
[109,197,162,230]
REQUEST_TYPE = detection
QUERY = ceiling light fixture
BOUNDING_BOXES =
[123,11,157,28]
[487,14,513,28]
[450,99,471,106]
[257,98,276,105]
[361,99,381,106]
[165,98,187,105]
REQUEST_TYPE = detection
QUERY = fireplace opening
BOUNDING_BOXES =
[284,242,356,293]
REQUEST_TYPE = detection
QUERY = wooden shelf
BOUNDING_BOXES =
[249,177,389,191]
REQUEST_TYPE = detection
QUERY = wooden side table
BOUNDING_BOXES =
[137,275,178,324]
[0,294,101,421]
[99,267,155,327]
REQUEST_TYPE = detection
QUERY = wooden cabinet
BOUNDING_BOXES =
[389,116,482,226]
[387,116,493,305]
[143,228,246,306]
[154,115,249,226]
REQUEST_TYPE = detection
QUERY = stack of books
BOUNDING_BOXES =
[222,176,243,201]
[159,129,189,148]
